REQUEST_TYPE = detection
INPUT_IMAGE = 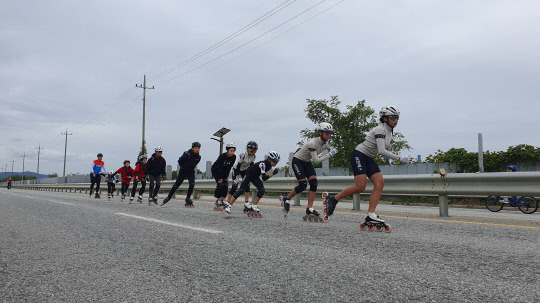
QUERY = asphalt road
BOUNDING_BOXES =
[1,189,539,302]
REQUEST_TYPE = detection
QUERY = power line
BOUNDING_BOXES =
[147,0,298,82]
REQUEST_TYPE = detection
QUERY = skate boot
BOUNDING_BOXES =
[152,196,158,205]
[214,199,224,211]
[221,202,232,218]
[148,197,154,206]
[129,196,134,204]
[137,195,143,203]
[121,194,126,201]
[185,197,194,208]
[250,204,262,218]
[243,202,253,214]
[280,195,290,218]
[322,192,338,222]
[303,208,322,222]
[107,194,112,201]
[360,213,391,232]
[95,193,101,199]
[89,190,93,197]
[161,196,171,206]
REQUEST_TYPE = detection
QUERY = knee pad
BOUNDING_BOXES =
[257,187,266,198]
[294,181,307,194]
[309,178,318,192]
[233,189,245,199]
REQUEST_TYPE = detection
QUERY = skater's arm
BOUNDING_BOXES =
[375,135,400,161]
[310,150,331,164]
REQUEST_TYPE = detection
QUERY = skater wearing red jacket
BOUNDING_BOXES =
[131,155,148,203]
[114,160,135,201]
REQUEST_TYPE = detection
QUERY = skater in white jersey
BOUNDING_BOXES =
[324,106,412,229]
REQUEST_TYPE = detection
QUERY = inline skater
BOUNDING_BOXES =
[223,151,280,217]
[225,141,258,207]
[7,177,12,189]
[114,160,135,202]
[145,146,166,205]
[131,155,148,203]
[89,153,106,198]
[324,106,413,229]
[161,142,202,207]
[281,123,337,220]
[211,143,236,210]
[105,171,118,200]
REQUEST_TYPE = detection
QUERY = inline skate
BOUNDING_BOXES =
[185,197,194,208]
[360,214,391,232]
[247,204,262,218]
[280,195,290,218]
[322,192,337,222]
[303,208,323,223]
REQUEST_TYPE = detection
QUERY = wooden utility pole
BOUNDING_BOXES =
[62,129,72,178]
[136,75,154,157]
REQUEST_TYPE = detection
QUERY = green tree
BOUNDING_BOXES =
[300,96,411,168]
[138,140,148,160]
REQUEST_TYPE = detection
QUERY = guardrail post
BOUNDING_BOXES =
[353,194,361,211]
[439,194,449,217]
[294,195,300,206]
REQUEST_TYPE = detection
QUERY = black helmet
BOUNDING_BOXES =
[247,141,258,150]
[97,153,103,157]
[123,160,130,164]
[192,142,201,148]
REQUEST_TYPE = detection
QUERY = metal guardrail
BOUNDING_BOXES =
[12,172,540,217]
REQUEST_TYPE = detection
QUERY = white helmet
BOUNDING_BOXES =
[379,105,400,118]
[226,142,236,150]
[267,151,280,163]
[317,122,333,132]
[109,171,115,175]
[155,146,163,152]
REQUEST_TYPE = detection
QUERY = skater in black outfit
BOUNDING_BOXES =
[211,143,236,209]
[222,151,280,217]
[145,146,166,205]
[161,142,202,207]
[105,171,118,200]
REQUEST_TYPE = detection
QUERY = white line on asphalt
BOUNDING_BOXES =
[25,196,34,199]
[115,213,223,234]
[47,200,75,206]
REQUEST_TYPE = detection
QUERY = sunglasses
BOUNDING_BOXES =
[388,116,399,121]
[323,131,333,135]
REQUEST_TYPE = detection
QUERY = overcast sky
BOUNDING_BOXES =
[1,0,539,176]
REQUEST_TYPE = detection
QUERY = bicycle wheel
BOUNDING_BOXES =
[517,196,538,214]
[486,196,504,212]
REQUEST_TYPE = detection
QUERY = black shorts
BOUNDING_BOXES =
[292,157,316,180]
[350,150,380,178]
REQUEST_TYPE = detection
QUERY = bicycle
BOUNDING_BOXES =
[485,195,538,214]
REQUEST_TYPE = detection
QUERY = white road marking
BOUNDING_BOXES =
[115,213,223,234]
[47,200,75,206]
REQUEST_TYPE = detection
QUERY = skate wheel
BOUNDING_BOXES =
[319,218,324,223]
[323,208,327,213]
[376,225,382,232]
[367,225,374,231]
[308,217,313,222]
[360,223,366,230]
[384,225,391,233]
[322,192,328,199]
[323,216,329,222]
[258,213,262,218]
[323,200,327,206]
[303,216,307,221]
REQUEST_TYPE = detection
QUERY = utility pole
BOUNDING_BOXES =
[36,144,44,181]
[62,129,72,178]
[11,159,16,179]
[21,153,26,182]
[135,75,154,156]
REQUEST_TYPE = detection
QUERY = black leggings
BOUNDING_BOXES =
[229,171,249,195]
[214,176,229,199]
[167,171,195,199]
[121,182,130,196]
[107,182,115,195]
[90,174,101,193]
[233,175,264,199]
[148,175,161,198]
[131,180,146,197]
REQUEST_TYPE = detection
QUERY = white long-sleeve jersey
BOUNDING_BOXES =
[294,137,331,164]
[355,123,400,161]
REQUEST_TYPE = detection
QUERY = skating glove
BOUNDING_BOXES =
[233,177,240,185]
[262,174,269,181]
[272,168,279,175]
[329,148,338,156]
[399,155,413,163]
